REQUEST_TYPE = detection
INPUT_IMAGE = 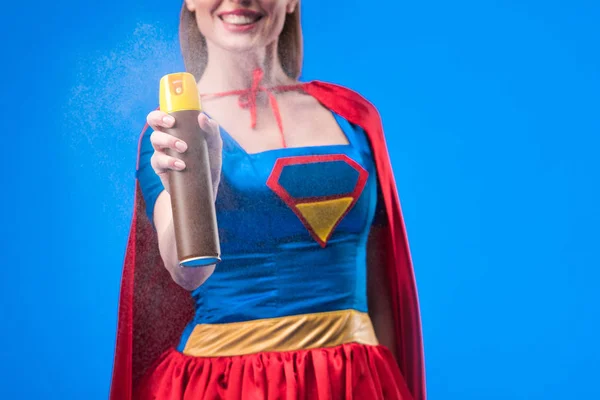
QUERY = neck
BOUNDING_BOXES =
[197,41,296,93]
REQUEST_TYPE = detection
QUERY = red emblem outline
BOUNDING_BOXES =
[266,154,369,247]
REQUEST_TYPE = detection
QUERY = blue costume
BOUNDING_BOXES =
[137,112,385,353]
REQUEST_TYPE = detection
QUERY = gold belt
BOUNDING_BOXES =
[182,309,379,357]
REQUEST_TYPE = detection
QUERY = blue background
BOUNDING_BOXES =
[2,0,598,399]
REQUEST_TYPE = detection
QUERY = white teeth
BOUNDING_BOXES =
[221,14,258,25]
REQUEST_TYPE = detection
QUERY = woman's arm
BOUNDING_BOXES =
[367,222,398,361]
[153,190,215,291]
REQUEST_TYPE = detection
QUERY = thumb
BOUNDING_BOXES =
[198,113,222,200]
[198,113,221,147]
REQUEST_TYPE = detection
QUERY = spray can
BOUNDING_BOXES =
[159,72,221,267]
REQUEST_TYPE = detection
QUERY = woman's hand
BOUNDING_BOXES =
[146,110,223,199]
[145,110,222,290]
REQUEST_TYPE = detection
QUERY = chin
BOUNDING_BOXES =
[215,37,266,54]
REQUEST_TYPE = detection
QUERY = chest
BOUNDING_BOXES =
[202,95,350,154]
[213,115,378,252]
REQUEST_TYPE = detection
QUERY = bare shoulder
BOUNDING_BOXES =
[280,90,348,146]
[286,82,377,121]
[284,90,338,125]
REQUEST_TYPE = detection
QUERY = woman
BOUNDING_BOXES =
[110,1,426,399]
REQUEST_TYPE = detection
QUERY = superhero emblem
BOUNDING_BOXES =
[266,154,368,247]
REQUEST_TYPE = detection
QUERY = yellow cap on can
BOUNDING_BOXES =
[159,72,201,113]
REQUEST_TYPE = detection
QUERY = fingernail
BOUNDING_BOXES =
[163,115,175,125]
[174,160,185,170]
[175,140,187,152]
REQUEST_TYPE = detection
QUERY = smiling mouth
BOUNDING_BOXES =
[219,14,263,26]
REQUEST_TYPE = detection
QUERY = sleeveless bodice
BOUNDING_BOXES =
[175,112,380,349]
[134,110,381,352]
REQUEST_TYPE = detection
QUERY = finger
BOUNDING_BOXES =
[151,152,186,174]
[147,110,176,131]
[150,130,188,153]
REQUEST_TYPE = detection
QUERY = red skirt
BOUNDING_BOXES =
[134,343,413,400]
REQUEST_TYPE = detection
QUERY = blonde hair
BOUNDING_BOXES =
[179,2,303,80]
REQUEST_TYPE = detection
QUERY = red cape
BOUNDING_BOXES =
[109,81,426,400]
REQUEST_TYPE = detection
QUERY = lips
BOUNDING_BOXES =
[218,10,263,26]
